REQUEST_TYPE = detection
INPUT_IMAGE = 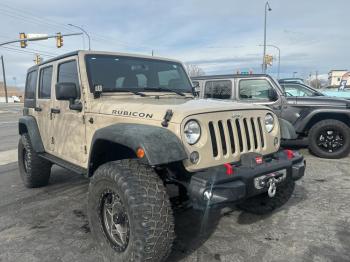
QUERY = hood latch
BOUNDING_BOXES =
[161,109,173,127]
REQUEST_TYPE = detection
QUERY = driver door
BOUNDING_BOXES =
[236,78,283,117]
[51,57,87,167]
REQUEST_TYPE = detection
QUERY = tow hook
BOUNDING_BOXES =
[267,178,277,198]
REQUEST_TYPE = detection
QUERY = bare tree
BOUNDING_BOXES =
[185,64,205,77]
[310,79,322,89]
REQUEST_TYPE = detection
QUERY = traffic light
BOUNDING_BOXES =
[19,32,27,48]
[56,32,63,48]
[264,55,273,66]
[34,54,42,65]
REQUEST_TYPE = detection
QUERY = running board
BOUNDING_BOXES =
[39,153,87,175]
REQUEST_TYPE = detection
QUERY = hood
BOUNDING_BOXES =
[287,96,350,108]
[94,96,268,123]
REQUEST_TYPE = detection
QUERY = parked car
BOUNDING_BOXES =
[192,74,350,159]
[278,78,305,84]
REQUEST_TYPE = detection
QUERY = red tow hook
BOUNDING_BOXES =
[284,149,295,160]
[224,163,234,176]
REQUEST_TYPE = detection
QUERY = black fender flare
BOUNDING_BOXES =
[293,108,350,133]
[18,116,45,153]
[88,123,187,172]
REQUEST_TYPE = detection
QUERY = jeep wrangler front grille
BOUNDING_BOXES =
[208,117,265,158]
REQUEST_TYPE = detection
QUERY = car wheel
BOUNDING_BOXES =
[87,159,174,262]
[18,133,52,188]
[309,119,350,159]
[237,177,295,215]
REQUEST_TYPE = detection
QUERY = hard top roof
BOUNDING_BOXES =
[27,50,183,72]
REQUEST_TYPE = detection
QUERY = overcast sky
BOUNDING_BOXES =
[0,0,348,87]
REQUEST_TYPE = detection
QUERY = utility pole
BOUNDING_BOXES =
[1,55,8,103]
[315,70,319,89]
[262,2,272,73]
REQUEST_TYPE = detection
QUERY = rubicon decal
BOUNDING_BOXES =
[112,110,153,119]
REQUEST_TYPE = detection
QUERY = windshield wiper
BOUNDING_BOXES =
[144,87,186,97]
[116,88,147,97]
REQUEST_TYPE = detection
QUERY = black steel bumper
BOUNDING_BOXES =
[188,150,305,210]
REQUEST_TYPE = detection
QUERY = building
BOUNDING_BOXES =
[0,82,24,102]
[328,70,349,87]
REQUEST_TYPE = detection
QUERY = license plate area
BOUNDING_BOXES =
[254,169,287,190]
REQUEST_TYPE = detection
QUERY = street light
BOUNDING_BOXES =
[68,24,91,50]
[259,44,280,79]
[262,1,272,74]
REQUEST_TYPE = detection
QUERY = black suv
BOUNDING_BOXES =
[192,74,350,159]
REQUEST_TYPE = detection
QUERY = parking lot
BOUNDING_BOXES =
[0,103,349,262]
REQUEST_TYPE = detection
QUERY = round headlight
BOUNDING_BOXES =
[184,120,201,145]
[264,113,275,133]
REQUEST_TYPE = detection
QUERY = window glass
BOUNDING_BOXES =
[85,55,192,92]
[25,70,38,99]
[58,60,80,87]
[38,66,53,99]
[283,84,315,97]
[204,80,232,99]
[239,79,274,100]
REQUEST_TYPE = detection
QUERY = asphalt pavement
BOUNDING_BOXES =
[0,103,349,262]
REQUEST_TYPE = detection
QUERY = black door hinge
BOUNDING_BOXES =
[161,109,173,127]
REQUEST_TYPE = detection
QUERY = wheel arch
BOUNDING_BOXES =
[295,110,350,134]
[87,123,187,176]
[18,116,45,153]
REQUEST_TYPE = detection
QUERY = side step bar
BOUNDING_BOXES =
[39,153,87,175]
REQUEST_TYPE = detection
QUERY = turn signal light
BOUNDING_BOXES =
[284,149,294,160]
[224,163,234,176]
[136,148,145,159]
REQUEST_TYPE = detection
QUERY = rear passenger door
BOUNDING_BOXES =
[35,65,55,152]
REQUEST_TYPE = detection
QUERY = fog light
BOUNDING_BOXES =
[189,151,199,164]
[203,190,213,201]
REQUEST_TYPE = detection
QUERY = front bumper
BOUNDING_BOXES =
[188,150,305,210]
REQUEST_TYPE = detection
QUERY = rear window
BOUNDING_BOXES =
[25,70,38,99]
[239,79,274,100]
[204,80,232,99]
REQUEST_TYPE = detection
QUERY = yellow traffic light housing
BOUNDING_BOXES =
[19,32,27,48]
[56,33,63,48]
[264,54,273,66]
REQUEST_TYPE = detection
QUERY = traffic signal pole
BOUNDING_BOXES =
[1,55,8,103]
[0,32,82,47]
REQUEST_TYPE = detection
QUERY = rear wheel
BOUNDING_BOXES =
[87,160,174,262]
[237,178,295,215]
[309,119,350,159]
[18,134,51,188]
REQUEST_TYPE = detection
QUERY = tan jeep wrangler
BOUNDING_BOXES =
[18,51,305,262]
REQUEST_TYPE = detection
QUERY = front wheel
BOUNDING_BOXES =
[308,119,350,159]
[237,178,295,215]
[87,160,174,262]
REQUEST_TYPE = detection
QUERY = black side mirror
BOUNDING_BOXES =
[56,82,82,111]
[268,88,279,101]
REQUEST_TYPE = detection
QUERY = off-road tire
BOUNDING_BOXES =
[18,133,51,188]
[237,177,295,215]
[87,160,175,262]
[308,119,350,159]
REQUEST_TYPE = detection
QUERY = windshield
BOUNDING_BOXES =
[85,54,192,93]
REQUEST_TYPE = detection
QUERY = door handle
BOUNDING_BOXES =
[34,107,42,112]
[51,108,61,114]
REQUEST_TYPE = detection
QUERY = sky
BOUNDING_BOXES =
[0,0,349,88]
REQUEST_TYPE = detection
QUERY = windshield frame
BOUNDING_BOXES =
[84,54,193,94]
